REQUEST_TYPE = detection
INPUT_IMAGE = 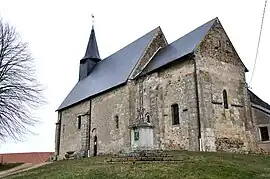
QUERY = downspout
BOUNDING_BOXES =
[88,99,92,157]
[193,56,202,151]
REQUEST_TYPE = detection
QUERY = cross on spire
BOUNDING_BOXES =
[91,14,95,29]
[81,14,100,61]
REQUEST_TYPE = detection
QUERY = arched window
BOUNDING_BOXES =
[171,104,179,125]
[223,90,228,109]
[146,114,150,123]
[115,115,119,129]
[77,116,81,129]
[92,128,97,136]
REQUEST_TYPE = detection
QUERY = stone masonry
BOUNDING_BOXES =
[55,18,270,159]
[58,100,90,158]
[194,21,257,152]
[130,59,199,151]
[90,85,130,155]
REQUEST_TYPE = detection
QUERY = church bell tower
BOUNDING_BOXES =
[79,15,101,81]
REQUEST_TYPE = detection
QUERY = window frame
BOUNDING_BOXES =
[171,103,180,125]
[259,126,269,142]
[77,116,81,130]
[145,113,150,123]
[223,90,229,109]
[115,115,119,129]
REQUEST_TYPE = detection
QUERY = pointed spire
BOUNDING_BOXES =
[82,14,101,61]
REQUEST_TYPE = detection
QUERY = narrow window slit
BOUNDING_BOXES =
[171,104,179,125]
[223,90,228,109]
[77,116,81,129]
[115,115,119,129]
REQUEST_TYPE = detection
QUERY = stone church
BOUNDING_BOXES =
[55,17,270,159]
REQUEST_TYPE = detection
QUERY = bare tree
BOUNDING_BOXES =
[0,18,44,141]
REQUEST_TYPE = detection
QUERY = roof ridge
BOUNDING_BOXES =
[170,17,217,46]
[128,27,161,79]
[57,26,160,110]
[141,17,217,75]
[193,17,219,52]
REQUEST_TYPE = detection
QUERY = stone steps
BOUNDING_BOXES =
[106,150,180,163]
[106,156,175,162]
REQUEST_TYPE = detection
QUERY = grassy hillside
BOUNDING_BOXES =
[8,151,270,179]
[0,163,22,172]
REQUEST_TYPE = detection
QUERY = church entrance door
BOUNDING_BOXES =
[93,136,97,156]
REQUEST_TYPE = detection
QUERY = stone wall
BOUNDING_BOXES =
[59,100,90,158]
[194,20,257,152]
[131,58,199,151]
[90,85,130,155]
[251,104,270,152]
[58,86,130,157]
[157,59,199,151]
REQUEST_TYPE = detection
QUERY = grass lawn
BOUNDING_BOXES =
[8,151,270,179]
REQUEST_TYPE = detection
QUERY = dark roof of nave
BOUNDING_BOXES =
[57,27,159,110]
[141,18,217,75]
[57,17,251,111]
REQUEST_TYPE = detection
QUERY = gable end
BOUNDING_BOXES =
[129,27,168,79]
[196,19,248,72]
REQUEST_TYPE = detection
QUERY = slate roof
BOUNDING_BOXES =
[57,17,250,111]
[57,27,159,110]
[248,89,270,111]
[82,28,100,60]
[141,18,217,75]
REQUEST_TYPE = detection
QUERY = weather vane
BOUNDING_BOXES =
[91,14,95,28]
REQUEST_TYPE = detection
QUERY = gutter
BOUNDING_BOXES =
[193,56,202,151]
[251,103,270,116]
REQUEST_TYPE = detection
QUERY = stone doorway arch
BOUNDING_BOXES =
[92,128,97,156]
[93,135,97,156]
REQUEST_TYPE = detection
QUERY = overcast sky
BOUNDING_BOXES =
[0,0,269,153]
